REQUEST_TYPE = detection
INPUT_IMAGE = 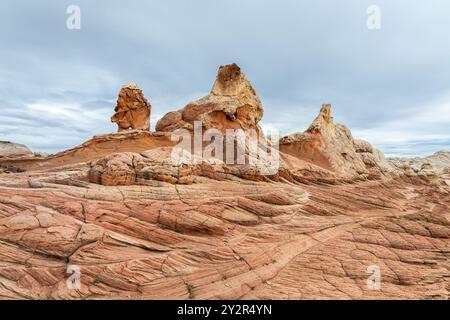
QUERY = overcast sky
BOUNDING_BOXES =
[1,0,449,157]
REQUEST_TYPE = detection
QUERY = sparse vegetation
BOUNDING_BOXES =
[92,277,101,285]
[0,165,25,174]
[158,223,167,230]
[185,283,195,299]
[400,163,410,171]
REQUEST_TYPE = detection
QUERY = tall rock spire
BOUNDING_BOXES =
[155,63,263,132]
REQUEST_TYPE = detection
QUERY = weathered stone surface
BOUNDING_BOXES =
[0,162,448,300]
[280,104,367,178]
[354,141,398,179]
[87,148,325,186]
[354,139,374,154]
[0,141,33,159]
[111,82,151,132]
[89,153,137,186]
[156,63,263,133]
[280,105,398,180]
[154,111,183,133]
[0,131,174,171]
[390,151,450,176]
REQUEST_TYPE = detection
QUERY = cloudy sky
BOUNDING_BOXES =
[1,0,449,157]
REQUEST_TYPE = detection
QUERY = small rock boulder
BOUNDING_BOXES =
[353,139,374,154]
[89,153,137,186]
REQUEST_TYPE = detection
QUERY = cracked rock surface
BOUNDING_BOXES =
[0,160,448,299]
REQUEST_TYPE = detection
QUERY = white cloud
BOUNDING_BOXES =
[26,102,110,123]
[0,101,115,153]
[352,93,450,156]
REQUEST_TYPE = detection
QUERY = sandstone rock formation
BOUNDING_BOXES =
[353,139,398,179]
[156,63,263,133]
[0,131,175,172]
[280,104,397,180]
[0,65,448,300]
[111,82,151,132]
[0,141,33,159]
[0,156,448,300]
[280,104,367,178]
[389,151,450,176]
[87,147,339,187]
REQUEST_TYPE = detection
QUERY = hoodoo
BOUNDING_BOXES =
[111,82,152,132]
[156,63,264,133]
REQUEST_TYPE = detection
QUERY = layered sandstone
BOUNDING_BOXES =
[353,139,399,179]
[0,160,448,300]
[87,147,340,187]
[0,131,174,171]
[111,82,151,132]
[280,104,397,180]
[0,141,33,159]
[389,151,450,176]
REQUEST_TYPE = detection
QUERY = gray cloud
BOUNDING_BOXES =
[0,0,449,156]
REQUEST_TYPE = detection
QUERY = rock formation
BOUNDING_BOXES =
[280,104,366,178]
[389,151,450,176]
[0,131,174,172]
[87,147,338,186]
[111,82,151,132]
[280,104,397,180]
[0,65,448,300]
[156,63,263,133]
[353,139,398,179]
[0,152,448,299]
[0,141,33,159]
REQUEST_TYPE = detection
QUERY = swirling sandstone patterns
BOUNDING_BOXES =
[0,165,448,299]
